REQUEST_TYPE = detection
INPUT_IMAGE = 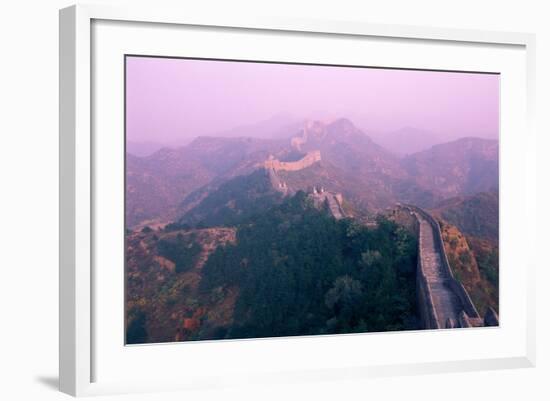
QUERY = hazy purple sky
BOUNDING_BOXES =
[126,56,499,144]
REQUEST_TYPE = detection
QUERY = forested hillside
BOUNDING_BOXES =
[199,192,419,339]
[126,192,419,343]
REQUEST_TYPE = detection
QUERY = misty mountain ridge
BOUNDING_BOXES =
[126,113,303,158]
[126,117,498,228]
[127,112,498,159]
[431,190,499,242]
[401,137,498,199]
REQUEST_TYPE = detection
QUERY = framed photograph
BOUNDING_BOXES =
[59,4,536,396]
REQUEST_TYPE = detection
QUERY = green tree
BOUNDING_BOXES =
[325,275,365,331]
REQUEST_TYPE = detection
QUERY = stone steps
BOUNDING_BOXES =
[415,213,463,328]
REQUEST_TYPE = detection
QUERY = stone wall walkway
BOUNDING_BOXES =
[415,212,462,328]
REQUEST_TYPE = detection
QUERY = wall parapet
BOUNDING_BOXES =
[402,204,481,323]
[413,214,440,329]
[264,150,321,171]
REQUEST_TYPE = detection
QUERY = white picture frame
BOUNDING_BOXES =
[59,3,536,397]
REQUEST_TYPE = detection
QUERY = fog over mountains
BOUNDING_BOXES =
[127,113,303,157]
[126,117,498,228]
[128,113,498,158]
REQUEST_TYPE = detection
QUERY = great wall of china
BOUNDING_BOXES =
[263,150,346,220]
[310,187,346,220]
[263,150,498,329]
[264,150,321,171]
[401,204,499,329]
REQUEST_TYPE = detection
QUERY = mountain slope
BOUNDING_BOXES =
[433,190,499,314]
[294,119,407,179]
[439,220,498,314]
[126,152,215,227]
[126,136,287,227]
[127,119,500,228]
[431,191,499,242]
[401,137,498,201]
[177,169,284,227]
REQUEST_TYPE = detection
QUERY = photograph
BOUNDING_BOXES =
[124,56,500,344]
